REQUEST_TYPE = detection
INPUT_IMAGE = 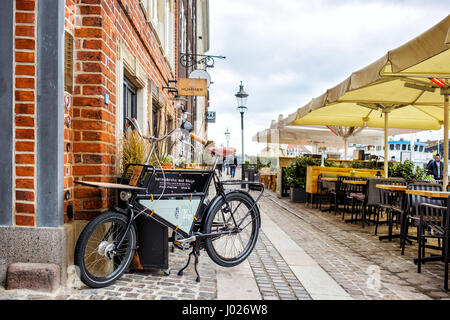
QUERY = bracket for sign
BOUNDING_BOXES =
[162,79,178,95]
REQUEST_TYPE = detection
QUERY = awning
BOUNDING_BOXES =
[254,117,421,158]
[286,15,450,180]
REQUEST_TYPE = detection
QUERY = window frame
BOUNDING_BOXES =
[123,76,137,132]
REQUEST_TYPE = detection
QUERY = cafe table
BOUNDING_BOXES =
[376,184,407,191]
[319,177,338,182]
[342,180,367,185]
[405,189,450,199]
[375,184,407,241]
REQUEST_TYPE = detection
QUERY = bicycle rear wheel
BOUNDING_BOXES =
[74,211,136,288]
[204,192,260,267]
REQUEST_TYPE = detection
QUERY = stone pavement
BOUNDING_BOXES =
[1,187,450,300]
[261,191,450,300]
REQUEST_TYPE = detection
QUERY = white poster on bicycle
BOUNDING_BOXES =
[139,198,201,233]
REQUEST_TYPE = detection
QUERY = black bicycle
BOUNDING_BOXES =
[74,118,264,288]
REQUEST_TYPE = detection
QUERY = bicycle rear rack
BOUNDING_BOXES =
[220,180,265,204]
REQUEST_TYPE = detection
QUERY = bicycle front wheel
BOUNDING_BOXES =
[74,211,136,288]
[204,192,260,267]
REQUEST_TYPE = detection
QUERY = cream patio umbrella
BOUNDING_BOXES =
[253,120,420,159]
[287,15,450,182]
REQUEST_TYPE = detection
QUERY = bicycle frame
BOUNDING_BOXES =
[115,163,264,245]
[99,118,264,248]
[74,119,265,288]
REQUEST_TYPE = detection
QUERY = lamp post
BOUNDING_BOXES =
[235,81,248,187]
[225,127,231,175]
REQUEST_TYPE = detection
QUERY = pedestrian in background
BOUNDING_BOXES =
[230,156,237,178]
[427,153,443,180]
[216,157,223,177]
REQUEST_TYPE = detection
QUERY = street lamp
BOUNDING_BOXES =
[225,127,231,175]
[235,81,248,186]
[225,127,231,148]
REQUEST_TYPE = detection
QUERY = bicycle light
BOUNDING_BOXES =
[120,191,132,201]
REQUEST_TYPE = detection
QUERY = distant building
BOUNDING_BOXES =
[359,139,432,166]
[425,140,450,159]
[285,144,311,157]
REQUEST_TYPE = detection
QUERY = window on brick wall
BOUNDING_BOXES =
[141,0,175,71]
[167,116,174,152]
[152,107,160,137]
[123,77,137,131]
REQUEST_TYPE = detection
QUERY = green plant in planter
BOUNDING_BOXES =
[255,159,271,174]
[388,160,433,181]
[351,161,364,169]
[367,159,378,170]
[285,156,317,189]
[120,128,150,176]
[162,156,173,164]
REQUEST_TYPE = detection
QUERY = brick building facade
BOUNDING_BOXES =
[0,0,210,287]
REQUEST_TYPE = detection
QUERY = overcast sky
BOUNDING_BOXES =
[205,0,449,156]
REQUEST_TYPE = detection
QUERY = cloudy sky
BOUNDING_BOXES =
[205,0,449,156]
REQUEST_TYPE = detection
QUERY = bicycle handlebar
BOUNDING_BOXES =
[190,132,207,145]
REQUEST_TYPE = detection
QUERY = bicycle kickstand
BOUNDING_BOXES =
[177,243,201,283]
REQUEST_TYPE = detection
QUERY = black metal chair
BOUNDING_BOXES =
[359,177,405,233]
[317,173,337,211]
[375,179,407,240]
[401,182,443,255]
[342,176,367,223]
[329,176,346,215]
[416,197,450,290]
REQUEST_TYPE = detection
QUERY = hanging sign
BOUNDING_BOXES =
[206,111,216,123]
[177,78,207,96]
[189,69,211,88]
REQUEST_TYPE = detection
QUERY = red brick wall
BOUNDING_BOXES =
[63,0,77,224]
[11,0,181,226]
[14,0,37,227]
[68,0,178,220]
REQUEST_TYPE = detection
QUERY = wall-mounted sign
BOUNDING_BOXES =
[177,78,207,96]
[206,111,216,123]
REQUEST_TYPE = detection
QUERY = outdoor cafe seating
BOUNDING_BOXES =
[315,175,450,290]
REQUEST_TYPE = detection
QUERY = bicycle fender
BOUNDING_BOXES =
[110,206,139,249]
[233,189,262,229]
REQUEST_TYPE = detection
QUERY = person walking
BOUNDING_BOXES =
[427,153,444,180]
[216,159,223,177]
[230,156,237,178]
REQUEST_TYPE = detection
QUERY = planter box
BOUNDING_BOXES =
[290,187,307,203]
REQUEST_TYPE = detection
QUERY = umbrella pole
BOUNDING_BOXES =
[384,112,389,178]
[444,94,449,188]
[344,138,348,160]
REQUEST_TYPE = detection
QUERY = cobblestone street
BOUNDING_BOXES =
[2,189,450,300]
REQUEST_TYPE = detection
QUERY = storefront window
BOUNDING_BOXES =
[123,77,137,131]
[152,108,159,137]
